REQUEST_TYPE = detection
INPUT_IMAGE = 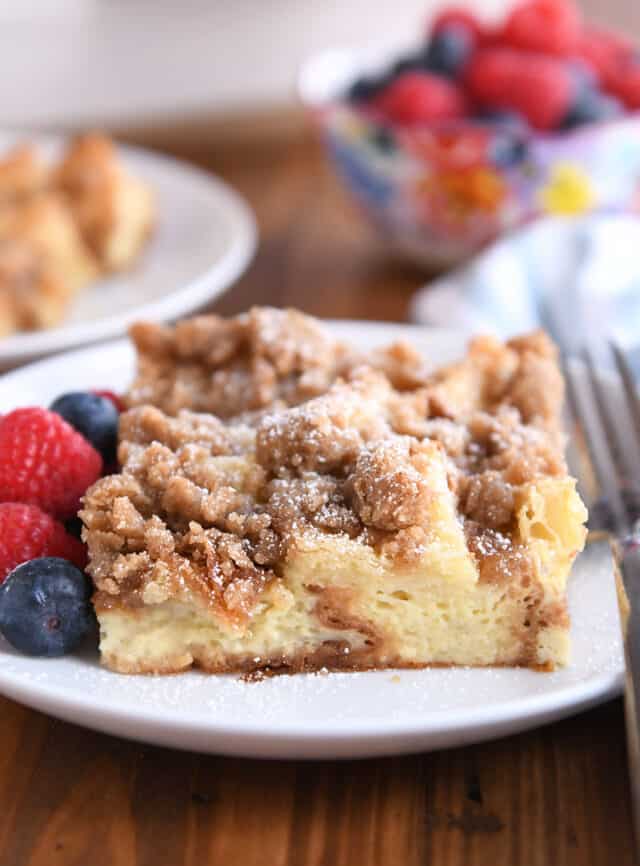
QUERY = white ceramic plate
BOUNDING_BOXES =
[0,321,623,759]
[0,131,257,369]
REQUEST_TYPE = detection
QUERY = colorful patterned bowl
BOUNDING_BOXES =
[299,46,640,269]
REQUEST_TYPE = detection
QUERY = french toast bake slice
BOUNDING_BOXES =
[81,308,587,674]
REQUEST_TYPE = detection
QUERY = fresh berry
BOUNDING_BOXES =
[608,65,640,110]
[575,27,635,88]
[474,108,530,131]
[424,25,475,77]
[50,392,118,464]
[0,408,102,519]
[93,389,125,414]
[465,48,521,105]
[560,86,622,129]
[389,51,426,78]
[375,72,466,126]
[568,59,599,90]
[348,76,384,103]
[488,132,529,167]
[466,49,574,130]
[0,557,94,656]
[501,0,581,56]
[430,7,484,44]
[368,125,397,153]
[0,503,86,584]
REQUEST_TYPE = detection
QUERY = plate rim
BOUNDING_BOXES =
[0,640,622,740]
[0,132,257,364]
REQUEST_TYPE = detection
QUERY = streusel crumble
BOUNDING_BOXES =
[81,308,587,674]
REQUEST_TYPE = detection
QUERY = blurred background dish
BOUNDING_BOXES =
[0,132,256,369]
[300,2,640,269]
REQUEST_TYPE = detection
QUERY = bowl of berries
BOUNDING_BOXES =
[299,0,640,268]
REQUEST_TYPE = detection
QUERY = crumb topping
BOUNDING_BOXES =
[126,307,362,417]
[82,309,570,618]
[348,439,434,531]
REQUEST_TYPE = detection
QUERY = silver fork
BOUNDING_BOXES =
[561,341,640,844]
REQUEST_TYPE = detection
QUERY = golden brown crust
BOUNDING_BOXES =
[127,307,362,418]
[99,629,556,676]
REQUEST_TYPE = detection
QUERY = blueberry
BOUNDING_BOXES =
[0,558,94,657]
[347,76,383,103]
[488,132,529,167]
[423,25,474,77]
[368,125,396,154]
[50,391,118,463]
[475,108,530,132]
[560,86,623,130]
[389,52,426,78]
[568,59,598,91]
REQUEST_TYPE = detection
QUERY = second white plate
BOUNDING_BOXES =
[0,131,257,369]
[0,321,623,759]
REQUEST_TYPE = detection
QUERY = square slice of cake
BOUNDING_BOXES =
[81,308,587,674]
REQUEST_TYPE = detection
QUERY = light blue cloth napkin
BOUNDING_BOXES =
[410,216,640,358]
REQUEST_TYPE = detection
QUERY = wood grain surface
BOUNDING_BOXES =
[0,132,636,866]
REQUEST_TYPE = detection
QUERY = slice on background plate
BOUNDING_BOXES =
[0,131,256,370]
[0,314,621,759]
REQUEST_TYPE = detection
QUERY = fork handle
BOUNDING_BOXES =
[616,538,640,843]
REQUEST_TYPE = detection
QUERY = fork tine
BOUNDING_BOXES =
[584,347,635,482]
[537,292,597,502]
[568,352,629,532]
[557,352,596,506]
[611,342,640,454]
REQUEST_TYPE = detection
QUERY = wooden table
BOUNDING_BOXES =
[0,132,636,866]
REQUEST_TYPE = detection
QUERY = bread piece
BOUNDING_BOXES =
[54,133,154,272]
[0,144,46,205]
[0,238,70,335]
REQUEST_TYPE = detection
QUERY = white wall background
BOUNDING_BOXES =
[0,0,635,130]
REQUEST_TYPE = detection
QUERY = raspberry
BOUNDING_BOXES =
[609,65,640,109]
[93,389,125,413]
[466,48,521,106]
[0,408,102,519]
[0,503,86,583]
[466,49,574,130]
[501,0,581,56]
[375,72,466,126]
[430,7,484,44]
[575,27,635,87]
